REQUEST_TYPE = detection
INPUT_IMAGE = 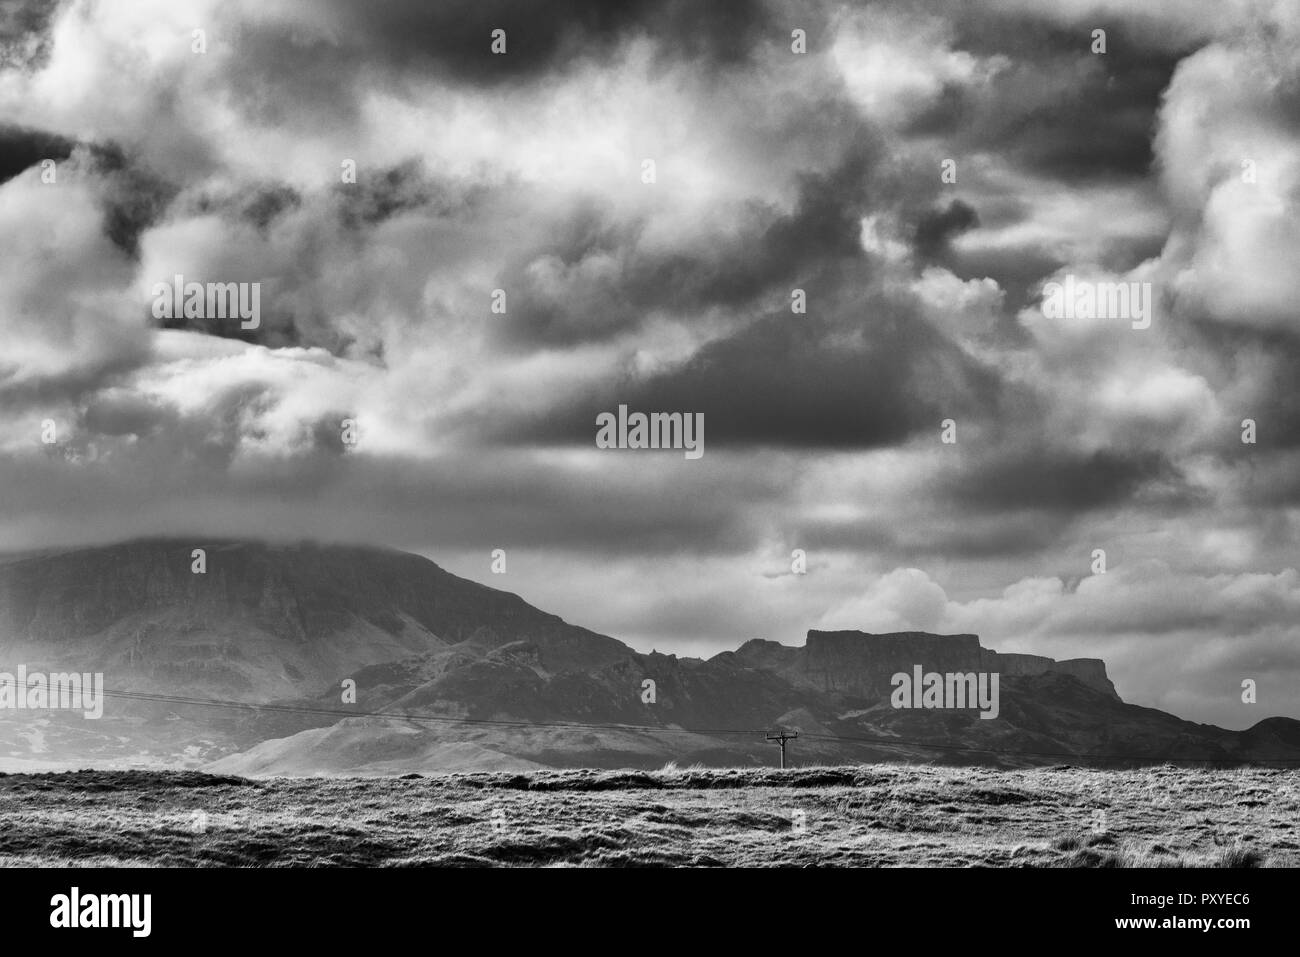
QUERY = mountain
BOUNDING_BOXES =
[0,538,627,700]
[0,538,1296,774]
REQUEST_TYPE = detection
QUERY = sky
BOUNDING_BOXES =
[0,0,1298,729]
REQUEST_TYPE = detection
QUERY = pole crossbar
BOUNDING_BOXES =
[765,730,798,769]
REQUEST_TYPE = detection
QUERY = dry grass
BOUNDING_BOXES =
[0,764,1295,867]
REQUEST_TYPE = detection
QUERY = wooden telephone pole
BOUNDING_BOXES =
[765,730,798,769]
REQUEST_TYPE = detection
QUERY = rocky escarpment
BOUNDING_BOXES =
[728,629,1119,701]
[991,652,1114,695]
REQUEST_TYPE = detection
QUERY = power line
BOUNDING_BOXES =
[96,687,1300,765]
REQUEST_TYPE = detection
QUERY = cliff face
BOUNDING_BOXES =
[733,629,1119,700]
[991,652,1116,697]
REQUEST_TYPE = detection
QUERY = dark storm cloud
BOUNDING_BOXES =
[489,288,1004,450]
[798,509,1067,560]
[144,160,492,354]
[911,190,1060,317]
[1224,456,1300,512]
[904,82,968,138]
[461,82,1008,449]
[495,145,880,347]
[241,183,302,232]
[92,145,178,259]
[912,13,1193,183]
[225,0,775,126]
[913,198,978,263]
[941,448,1185,513]
[308,0,773,82]
[1092,233,1167,274]
[1181,320,1300,459]
[19,384,276,478]
[988,59,1173,182]
[0,124,73,184]
[0,440,789,557]
[0,132,177,258]
[331,159,474,230]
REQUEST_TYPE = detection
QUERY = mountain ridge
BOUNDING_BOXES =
[0,537,1295,774]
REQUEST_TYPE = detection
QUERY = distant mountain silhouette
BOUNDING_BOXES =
[0,538,1295,774]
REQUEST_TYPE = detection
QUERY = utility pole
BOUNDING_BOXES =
[766,730,798,769]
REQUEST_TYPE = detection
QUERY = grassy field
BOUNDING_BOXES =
[0,764,1295,867]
